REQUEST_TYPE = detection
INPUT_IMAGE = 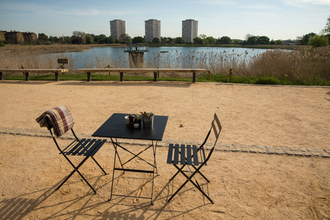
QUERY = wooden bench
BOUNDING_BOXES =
[0,69,68,81]
[76,68,207,83]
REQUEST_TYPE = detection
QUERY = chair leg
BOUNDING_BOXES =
[56,156,98,194]
[168,164,214,204]
[91,156,107,175]
[56,169,76,191]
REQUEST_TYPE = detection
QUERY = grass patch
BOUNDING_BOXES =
[3,73,330,86]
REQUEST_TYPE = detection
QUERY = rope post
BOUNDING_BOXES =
[229,69,232,83]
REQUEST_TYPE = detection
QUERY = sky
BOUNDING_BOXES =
[0,0,329,40]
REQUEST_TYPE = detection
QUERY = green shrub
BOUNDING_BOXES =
[255,76,280,85]
[308,35,329,47]
[0,42,5,47]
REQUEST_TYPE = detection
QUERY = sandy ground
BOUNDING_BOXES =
[0,80,329,219]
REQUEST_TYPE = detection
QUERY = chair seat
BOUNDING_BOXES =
[63,138,107,157]
[167,144,206,166]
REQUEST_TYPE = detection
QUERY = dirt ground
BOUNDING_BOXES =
[0,80,329,219]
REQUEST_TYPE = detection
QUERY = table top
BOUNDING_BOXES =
[92,113,168,141]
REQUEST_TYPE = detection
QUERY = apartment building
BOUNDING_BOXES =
[182,19,198,43]
[110,19,126,40]
[23,32,38,43]
[5,31,24,44]
[0,31,6,42]
[145,19,161,43]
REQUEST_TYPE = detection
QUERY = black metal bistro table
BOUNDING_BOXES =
[92,113,168,204]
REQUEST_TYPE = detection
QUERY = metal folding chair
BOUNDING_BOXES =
[166,113,222,204]
[36,106,108,194]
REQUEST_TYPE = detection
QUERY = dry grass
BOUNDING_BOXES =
[1,45,329,84]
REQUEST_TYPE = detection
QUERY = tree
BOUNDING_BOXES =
[72,31,86,38]
[245,33,253,41]
[193,37,203,44]
[96,34,107,44]
[232,39,240,44]
[205,36,216,44]
[48,36,58,43]
[322,15,330,34]
[299,32,316,45]
[247,36,258,45]
[218,36,232,44]
[72,31,86,44]
[85,34,94,44]
[132,36,144,44]
[152,37,160,44]
[174,37,185,44]
[275,40,284,45]
[257,36,270,45]
[38,33,48,43]
[119,33,129,43]
[308,35,329,47]
[108,36,114,44]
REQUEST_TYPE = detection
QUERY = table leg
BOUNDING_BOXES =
[108,138,158,204]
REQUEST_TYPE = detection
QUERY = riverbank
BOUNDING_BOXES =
[0,44,92,54]
[0,44,304,55]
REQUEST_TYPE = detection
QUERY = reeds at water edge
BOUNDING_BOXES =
[0,46,329,85]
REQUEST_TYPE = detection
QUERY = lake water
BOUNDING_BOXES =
[50,46,270,70]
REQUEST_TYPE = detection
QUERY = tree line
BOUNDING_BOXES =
[2,15,329,47]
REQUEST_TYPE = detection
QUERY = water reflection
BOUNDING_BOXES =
[43,46,270,70]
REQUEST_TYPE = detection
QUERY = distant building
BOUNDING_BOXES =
[23,32,37,43]
[145,19,161,43]
[110,19,126,41]
[0,31,6,42]
[5,31,24,44]
[182,19,198,43]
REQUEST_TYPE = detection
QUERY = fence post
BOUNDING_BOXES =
[229,69,232,83]
[208,71,210,80]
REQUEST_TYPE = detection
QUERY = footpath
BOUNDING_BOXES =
[0,126,329,158]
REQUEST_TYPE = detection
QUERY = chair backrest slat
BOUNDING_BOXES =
[167,144,174,164]
[173,144,180,164]
[186,145,192,165]
[180,144,186,165]
[192,145,199,165]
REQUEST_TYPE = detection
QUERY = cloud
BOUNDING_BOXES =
[243,12,277,17]
[192,0,237,6]
[0,2,131,17]
[283,0,330,7]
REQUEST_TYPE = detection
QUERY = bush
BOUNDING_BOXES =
[255,76,280,85]
[308,35,329,47]
[0,42,5,47]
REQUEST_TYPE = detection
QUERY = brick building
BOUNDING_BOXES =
[0,31,6,42]
[23,32,37,43]
[5,31,25,44]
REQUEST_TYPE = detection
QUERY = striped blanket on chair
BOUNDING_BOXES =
[36,106,74,137]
